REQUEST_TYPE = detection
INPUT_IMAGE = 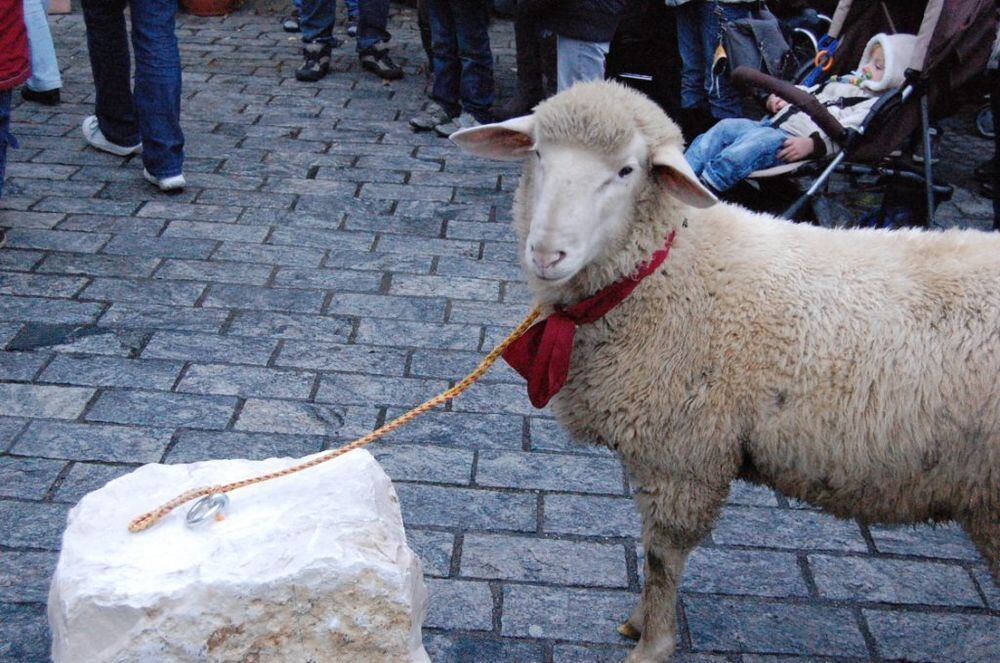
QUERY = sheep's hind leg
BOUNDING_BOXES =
[624,481,726,663]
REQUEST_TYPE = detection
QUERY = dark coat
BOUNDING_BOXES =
[1,0,30,90]
[519,0,627,43]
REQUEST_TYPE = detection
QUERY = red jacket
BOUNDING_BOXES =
[1,0,31,90]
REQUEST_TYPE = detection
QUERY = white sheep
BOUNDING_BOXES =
[452,80,1000,662]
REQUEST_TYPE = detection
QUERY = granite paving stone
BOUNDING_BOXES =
[164,430,325,464]
[141,331,277,365]
[212,241,326,267]
[271,267,382,292]
[864,610,1000,662]
[712,506,869,552]
[0,295,104,325]
[368,442,474,485]
[0,383,94,420]
[684,597,869,657]
[380,410,525,450]
[461,534,629,587]
[5,228,109,253]
[177,363,316,400]
[868,522,985,561]
[0,551,59,603]
[973,566,1000,610]
[681,548,809,598]
[13,421,172,463]
[152,259,273,285]
[101,234,217,259]
[424,578,494,630]
[0,500,72,550]
[99,303,230,333]
[408,349,520,383]
[407,529,455,577]
[0,457,66,500]
[315,373,451,407]
[322,249,433,274]
[85,391,237,430]
[51,462,137,504]
[227,311,354,343]
[0,603,49,662]
[234,399,376,438]
[0,352,50,382]
[529,418,615,456]
[201,284,326,314]
[275,340,406,375]
[80,277,207,306]
[808,554,983,607]
[543,494,641,538]
[327,292,448,322]
[423,634,544,663]
[476,449,625,495]
[0,417,27,453]
[501,585,636,644]
[390,274,500,301]
[0,249,45,272]
[161,220,270,243]
[36,253,161,278]
[355,319,482,351]
[0,273,87,298]
[394,483,537,532]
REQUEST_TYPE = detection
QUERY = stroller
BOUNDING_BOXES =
[731,0,997,225]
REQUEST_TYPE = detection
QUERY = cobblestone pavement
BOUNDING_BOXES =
[1,5,999,662]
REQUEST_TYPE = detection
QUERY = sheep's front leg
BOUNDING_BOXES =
[624,481,726,663]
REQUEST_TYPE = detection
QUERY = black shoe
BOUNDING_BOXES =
[359,47,403,80]
[296,43,331,82]
[493,91,542,121]
[21,87,60,106]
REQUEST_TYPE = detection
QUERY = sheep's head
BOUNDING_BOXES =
[452,81,715,288]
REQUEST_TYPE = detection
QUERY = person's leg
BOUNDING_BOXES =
[700,1,753,120]
[297,0,338,80]
[81,0,141,148]
[0,89,12,201]
[675,1,706,111]
[700,125,788,192]
[356,0,403,78]
[427,0,461,117]
[23,0,63,94]
[452,0,494,122]
[128,0,184,179]
[556,35,609,92]
[417,0,434,68]
[684,117,759,177]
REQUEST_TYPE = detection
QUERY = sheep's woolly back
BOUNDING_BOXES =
[533,80,685,156]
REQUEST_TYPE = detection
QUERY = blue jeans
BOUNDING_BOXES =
[81,0,184,178]
[0,90,14,199]
[675,1,753,119]
[301,0,385,50]
[24,0,63,92]
[685,118,788,191]
[555,35,608,92]
[428,0,494,121]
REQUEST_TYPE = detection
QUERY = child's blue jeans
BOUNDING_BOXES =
[685,118,790,192]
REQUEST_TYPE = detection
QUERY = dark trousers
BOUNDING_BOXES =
[81,0,184,177]
[428,0,494,121]
[992,69,999,230]
[513,3,555,100]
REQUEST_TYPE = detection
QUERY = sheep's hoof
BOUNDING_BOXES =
[617,621,641,640]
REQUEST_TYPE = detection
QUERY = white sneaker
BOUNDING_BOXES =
[434,112,481,138]
[143,169,186,192]
[81,115,142,156]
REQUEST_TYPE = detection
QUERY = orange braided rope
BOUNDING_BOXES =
[128,305,542,533]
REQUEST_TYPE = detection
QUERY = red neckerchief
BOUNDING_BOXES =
[503,231,677,408]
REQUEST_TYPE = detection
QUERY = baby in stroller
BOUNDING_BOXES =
[686,32,915,194]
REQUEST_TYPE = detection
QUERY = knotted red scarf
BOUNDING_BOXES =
[504,231,677,408]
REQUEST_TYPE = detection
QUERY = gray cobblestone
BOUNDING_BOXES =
[41,355,182,390]
[382,410,524,450]
[272,267,382,292]
[868,522,984,561]
[165,430,325,464]
[0,500,71,550]
[52,462,135,504]
[502,585,635,643]
[0,551,58,602]
[0,273,87,298]
[202,284,325,314]
[275,340,406,374]
[142,331,277,364]
[712,506,869,552]
[684,597,868,657]
[316,373,450,407]
[477,449,625,495]
[57,214,165,236]
[323,249,432,274]
[682,548,809,598]
[328,292,448,322]
[234,399,375,437]
[13,421,171,463]
[425,578,494,630]
[81,277,207,306]
[530,418,614,456]
[85,390,237,430]
[809,554,983,607]
[153,259,273,285]
[394,483,536,532]
[424,634,544,663]
[6,228,108,253]
[462,534,628,587]
[407,529,454,577]
[178,363,315,400]
[409,349,520,383]
[0,351,49,381]
[37,252,161,278]
[356,319,481,351]
[0,249,45,272]
[0,383,94,420]
[99,303,229,333]
[212,241,325,267]
[0,295,103,325]
[543,495,640,538]
[162,220,269,243]
[0,457,65,500]
[864,610,1000,662]
[0,603,48,662]
[391,274,500,301]
[102,234,217,259]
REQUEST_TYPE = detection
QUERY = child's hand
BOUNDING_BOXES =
[766,94,788,114]
[777,136,814,162]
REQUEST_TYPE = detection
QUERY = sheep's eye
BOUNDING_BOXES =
[618,166,633,178]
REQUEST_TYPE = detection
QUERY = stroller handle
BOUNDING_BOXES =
[731,66,848,147]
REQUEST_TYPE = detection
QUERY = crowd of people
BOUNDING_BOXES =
[0,0,999,234]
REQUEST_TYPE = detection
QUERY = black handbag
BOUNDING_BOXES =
[715,3,793,80]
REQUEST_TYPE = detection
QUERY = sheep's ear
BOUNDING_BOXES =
[650,145,717,209]
[450,115,536,161]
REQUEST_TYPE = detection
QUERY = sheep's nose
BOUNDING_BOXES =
[531,248,566,271]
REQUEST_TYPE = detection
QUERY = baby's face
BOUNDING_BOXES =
[862,45,886,82]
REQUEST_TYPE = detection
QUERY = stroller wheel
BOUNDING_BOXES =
[976,104,994,139]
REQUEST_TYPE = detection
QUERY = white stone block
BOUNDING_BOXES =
[48,449,429,662]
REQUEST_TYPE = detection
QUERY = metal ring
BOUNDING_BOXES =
[185,493,229,527]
